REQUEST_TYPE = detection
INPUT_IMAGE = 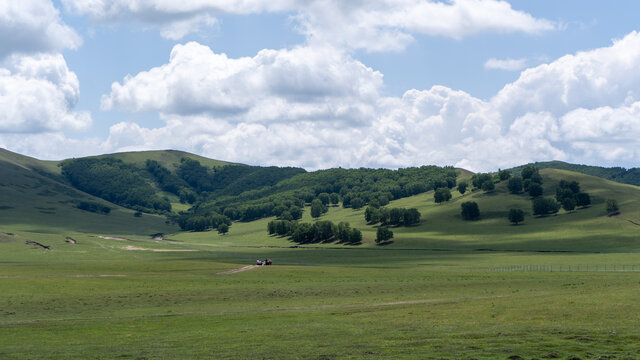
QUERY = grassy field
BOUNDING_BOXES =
[2,167,640,359]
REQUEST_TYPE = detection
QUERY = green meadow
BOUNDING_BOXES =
[2,149,640,359]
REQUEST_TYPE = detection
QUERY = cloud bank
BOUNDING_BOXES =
[61,0,556,51]
[98,31,640,171]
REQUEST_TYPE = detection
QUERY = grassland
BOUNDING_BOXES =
[2,161,640,359]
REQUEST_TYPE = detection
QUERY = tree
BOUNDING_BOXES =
[217,223,229,235]
[376,227,393,243]
[471,174,493,189]
[576,192,591,208]
[498,170,511,181]
[521,165,537,180]
[528,183,543,197]
[606,199,619,215]
[481,180,495,192]
[350,197,364,209]
[461,201,480,220]
[389,208,405,225]
[508,208,524,225]
[562,197,576,212]
[508,176,523,194]
[329,193,340,206]
[310,199,326,218]
[318,193,330,205]
[532,197,559,216]
[364,206,380,224]
[403,208,421,226]
[457,181,468,194]
[434,187,452,203]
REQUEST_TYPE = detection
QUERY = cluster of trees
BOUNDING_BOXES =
[267,220,362,244]
[555,180,591,211]
[175,213,231,232]
[180,164,456,231]
[471,173,495,192]
[364,206,421,226]
[76,201,111,214]
[61,158,171,213]
[507,165,544,196]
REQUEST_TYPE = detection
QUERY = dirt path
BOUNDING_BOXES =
[216,265,261,275]
[121,245,198,252]
[98,236,130,241]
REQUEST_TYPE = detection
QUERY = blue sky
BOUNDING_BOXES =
[2,1,640,171]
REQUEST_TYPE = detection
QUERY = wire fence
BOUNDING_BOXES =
[481,264,640,272]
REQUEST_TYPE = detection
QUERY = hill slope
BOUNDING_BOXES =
[511,160,640,186]
[0,150,175,235]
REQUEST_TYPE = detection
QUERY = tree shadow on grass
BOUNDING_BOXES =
[376,240,394,246]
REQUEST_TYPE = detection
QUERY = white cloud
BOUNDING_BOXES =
[492,31,640,121]
[62,0,556,50]
[101,42,382,127]
[96,30,640,172]
[0,53,91,133]
[484,57,528,71]
[0,0,81,58]
[298,0,557,51]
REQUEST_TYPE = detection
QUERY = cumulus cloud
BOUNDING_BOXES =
[61,0,556,49]
[97,30,640,171]
[0,53,91,133]
[0,0,81,58]
[101,42,382,126]
[484,58,528,71]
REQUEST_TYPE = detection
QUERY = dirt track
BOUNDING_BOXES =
[216,265,261,275]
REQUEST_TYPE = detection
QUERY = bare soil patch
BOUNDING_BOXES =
[121,245,197,252]
[216,265,261,275]
[65,236,77,244]
[98,236,130,241]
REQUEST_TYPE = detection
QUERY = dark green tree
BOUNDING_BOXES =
[350,197,364,209]
[457,181,468,194]
[508,208,525,225]
[521,165,537,180]
[498,170,511,181]
[310,199,326,218]
[606,199,619,215]
[403,208,421,225]
[562,197,576,212]
[576,192,591,208]
[481,180,495,192]
[532,197,559,216]
[508,176,523,194]
[376,227,393,243]
[217,223,229,235]
[434,187,452,203]
[461,201,480,220]
[528,183,543,197]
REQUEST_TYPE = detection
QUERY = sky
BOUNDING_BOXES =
[1,1,640,172]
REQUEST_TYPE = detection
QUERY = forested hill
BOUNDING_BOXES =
[510,161,640,186]
[54,150,458,232]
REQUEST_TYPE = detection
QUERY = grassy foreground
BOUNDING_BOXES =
[2,170,640,359]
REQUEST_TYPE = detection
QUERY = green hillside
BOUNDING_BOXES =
[511,160,640,186]
[90,149,233,172]
[0,150,175,235]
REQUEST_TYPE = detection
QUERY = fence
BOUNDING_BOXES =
[482,264,640,272]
